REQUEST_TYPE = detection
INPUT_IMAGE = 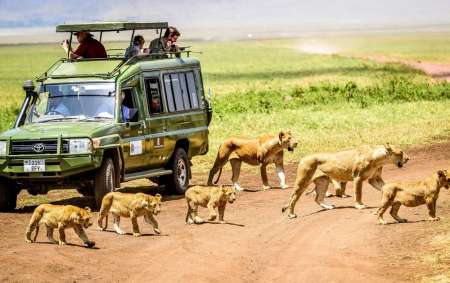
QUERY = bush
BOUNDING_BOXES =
[212,79,450,117]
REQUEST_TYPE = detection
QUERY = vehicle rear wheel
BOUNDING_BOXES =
[94,158,116,208]
[0,179,19,212]
[162,148,190,194]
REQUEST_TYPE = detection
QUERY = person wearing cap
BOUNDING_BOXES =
[61,31,107,59]
[149,26,181,55]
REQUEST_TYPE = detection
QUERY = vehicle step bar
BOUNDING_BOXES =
[124,169,172,182]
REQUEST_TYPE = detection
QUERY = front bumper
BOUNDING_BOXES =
[0,153,103,180]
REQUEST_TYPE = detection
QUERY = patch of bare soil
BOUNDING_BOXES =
[1,142,450,282]
[367,55,450,82]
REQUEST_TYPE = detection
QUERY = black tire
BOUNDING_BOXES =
[0,179,19,212]
[162,148,190,194]
[94,158,116,208]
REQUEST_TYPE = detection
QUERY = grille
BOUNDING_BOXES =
[10,140,68,155]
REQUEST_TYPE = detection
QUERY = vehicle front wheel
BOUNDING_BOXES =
[0,179,19,212]
[163,148,190,194]
[94,158,116,208]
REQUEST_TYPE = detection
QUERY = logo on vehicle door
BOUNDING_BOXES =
[154,137,164,149]
[33,143,45,153]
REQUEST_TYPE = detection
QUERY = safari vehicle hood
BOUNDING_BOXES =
[0,121,115,140]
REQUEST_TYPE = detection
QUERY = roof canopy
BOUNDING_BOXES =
[56,22,168,32]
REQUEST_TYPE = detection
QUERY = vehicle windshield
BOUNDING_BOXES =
[26,83,115,123]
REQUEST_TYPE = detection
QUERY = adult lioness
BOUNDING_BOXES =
[376,169,450,224]
[282,144,409,219]
[25,204,95,248]
[185,185,236,224]
[97,192,162,237]
[207,131,298,191]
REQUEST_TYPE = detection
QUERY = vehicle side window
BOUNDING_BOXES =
[145,78,164,115]
[163,71,200,112]
[120,88,139,122]
[164,75,176,112]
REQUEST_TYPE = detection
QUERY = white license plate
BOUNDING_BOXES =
[24,160,45,172]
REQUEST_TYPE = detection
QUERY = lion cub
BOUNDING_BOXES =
[25,204,95,248]
[97,192,162,237]
[376,170,450,224]
[185,185,236,224]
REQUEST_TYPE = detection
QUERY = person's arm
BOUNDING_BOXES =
[61,40,83,59]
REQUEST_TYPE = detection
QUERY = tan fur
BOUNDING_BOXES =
[25,204,95,248]
[376,170,450,224]
[207,131,298,191]
[185,185,236,224]
[97,192,162,237]
[282,144,409,218]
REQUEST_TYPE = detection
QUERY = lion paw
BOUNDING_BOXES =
[428,217,440,222]
[288,214,297,219]
[133,232,142,237]
[85,241,96,248]
[194,217,205,224]
[378,218,387,225]
[354,203,367,210]
[262,185,271,191]
[280,184,289,189]
[97,226,106,231]
[25,239,33,244]
[320,203,335,210]
[58,241,67,246]
[153,228,161,234]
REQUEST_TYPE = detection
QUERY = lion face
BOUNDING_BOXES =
[222,187,236,204]
[385,144,409,168]
[73,207,93,228]
[437,170,450,189]
[279,131,298,152]
[149,194,162,215]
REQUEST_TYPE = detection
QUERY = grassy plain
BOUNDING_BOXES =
[1,36,450,170]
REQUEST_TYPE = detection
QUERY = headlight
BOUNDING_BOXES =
[0,141,6,155]
[68,139,92,154]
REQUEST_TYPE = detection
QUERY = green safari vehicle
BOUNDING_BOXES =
[0,22,212,210]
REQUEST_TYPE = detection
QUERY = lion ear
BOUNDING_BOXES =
[155,193,162,201]
[279,131,285,143]
[384,143,393,152]
[84,207,91,213]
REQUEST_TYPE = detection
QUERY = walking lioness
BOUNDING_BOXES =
[282,144,409,218]
[25,204,95,248]
[376,169,450,224]
[207,131,298,191]
[185,185,236,224]
[97,192,162,237]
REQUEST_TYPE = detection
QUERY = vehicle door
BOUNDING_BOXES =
[143,75,170,168]
[118,83,150,173]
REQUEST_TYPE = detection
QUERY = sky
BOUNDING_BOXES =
[0,0,450,42]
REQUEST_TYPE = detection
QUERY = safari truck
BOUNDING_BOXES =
[0,22,212,211]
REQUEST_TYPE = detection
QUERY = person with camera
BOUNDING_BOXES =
[149,26,181,56]
[61,31,107,59]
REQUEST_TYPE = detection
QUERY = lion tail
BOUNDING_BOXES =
[208,139,239,185]
[26,204,45,242]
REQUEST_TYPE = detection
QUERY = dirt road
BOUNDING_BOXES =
[367,55,450,82]
[1,143,450,282]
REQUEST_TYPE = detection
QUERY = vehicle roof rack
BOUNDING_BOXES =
[56,21,169,59]
[56,22,168,32]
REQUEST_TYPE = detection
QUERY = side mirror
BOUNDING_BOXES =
[23,80,35,93]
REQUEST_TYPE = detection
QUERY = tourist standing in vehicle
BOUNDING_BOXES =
[149,26,181,54]
[61,31,107,59]
[125,35,147,59]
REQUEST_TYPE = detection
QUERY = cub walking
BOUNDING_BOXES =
[376,170,450,224]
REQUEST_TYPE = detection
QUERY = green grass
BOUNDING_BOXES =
[1,37,450,175]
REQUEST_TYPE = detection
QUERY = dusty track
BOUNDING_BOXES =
[1,143,450,282]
